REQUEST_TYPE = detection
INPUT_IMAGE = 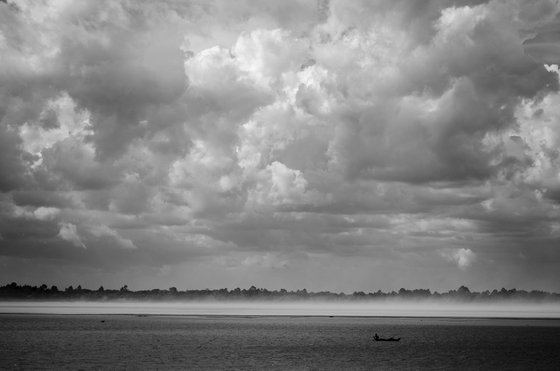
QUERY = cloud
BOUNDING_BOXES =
[440,248,477,270]
[11,205,60,221]
[522,10,560,65]
[89,224,136,250]
[57,222,85,249]
[1,0,560,292]
[32,207,60,221]
[0,124,30,192]
[248,161,314,207]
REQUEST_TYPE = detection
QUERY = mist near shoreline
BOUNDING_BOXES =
[2,300,560,318]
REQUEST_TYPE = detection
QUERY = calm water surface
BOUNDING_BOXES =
[1,314,560,370]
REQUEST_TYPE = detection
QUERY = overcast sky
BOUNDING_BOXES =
[1,0,560,293]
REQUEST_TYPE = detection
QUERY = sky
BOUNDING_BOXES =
[1,0,560,293]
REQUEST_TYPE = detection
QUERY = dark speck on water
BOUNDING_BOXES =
[1,314,560,370]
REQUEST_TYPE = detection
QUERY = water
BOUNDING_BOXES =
[1,314,560,370]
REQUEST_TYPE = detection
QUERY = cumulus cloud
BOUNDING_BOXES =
[248,161,314,207]
[57,222,85,249]
[1,0,560,292]
[12,205,60,221]
[440,248,477,270]
[32,207,60,221]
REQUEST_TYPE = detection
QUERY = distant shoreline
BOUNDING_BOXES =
[3,283,560,303]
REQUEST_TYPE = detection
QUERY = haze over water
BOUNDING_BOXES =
[2,301,560,318]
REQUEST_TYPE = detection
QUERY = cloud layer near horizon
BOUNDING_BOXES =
[1,0,560,292]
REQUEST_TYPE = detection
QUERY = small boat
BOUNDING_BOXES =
[373,333,401,342]
[373,337,401,342]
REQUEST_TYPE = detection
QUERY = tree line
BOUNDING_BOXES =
[1,282,559,302]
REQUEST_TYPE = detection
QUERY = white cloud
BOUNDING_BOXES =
[57,222,86,249]
[12,205,60,221]
[33,207,60,221]
[258,161,308,205]
[233,28,309,87]
[440,248,477,270]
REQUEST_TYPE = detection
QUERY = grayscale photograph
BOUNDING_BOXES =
[1,0,560,369]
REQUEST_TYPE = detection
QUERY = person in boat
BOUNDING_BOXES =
[374,333,380,341]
